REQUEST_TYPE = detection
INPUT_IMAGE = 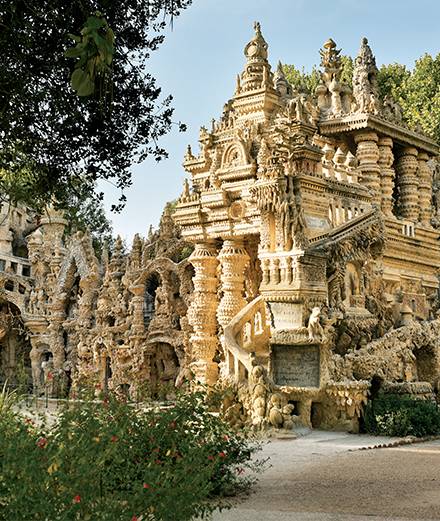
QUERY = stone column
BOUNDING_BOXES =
[187,242,219,385]
[417,152,432,226]
[354,131,380,201]
[378,137,395,216]
[128,284,145,334]
[395,147,419,221]
[217,239,250,329]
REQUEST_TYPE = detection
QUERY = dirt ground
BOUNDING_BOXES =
[212,431,440,521]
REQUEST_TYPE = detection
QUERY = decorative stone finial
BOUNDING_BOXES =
[244,21,268,61]
[273,60,292,99]
[352,36,380,114]
[320,38,342,82]
[239,22,272,92]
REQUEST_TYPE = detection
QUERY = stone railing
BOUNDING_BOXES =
[0,253,31,278]
[223,295,270,382]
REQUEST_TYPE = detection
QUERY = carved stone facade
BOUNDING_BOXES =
[0,204,195,400]
[1,24,440,432]
[173,24,440,431]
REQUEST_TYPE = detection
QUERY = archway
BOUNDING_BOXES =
[150,342,180,390]
[0,301,32,391]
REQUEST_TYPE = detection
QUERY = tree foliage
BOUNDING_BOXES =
[0,0,191,214]
[378,55,440,142]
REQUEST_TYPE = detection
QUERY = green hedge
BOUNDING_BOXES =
[363,393,440,437]
[0,391,263,521]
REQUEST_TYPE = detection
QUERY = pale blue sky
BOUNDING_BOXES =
[101,0,440,241]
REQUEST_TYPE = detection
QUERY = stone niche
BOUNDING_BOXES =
[272,344,320,387]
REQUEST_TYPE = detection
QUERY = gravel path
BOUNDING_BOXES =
[212,431,440,521]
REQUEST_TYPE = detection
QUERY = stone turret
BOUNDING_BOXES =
[232,22,279,123]
[240,21,272,92]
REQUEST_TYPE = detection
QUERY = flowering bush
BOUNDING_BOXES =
[0,391,263,520]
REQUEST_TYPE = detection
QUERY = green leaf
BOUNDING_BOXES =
[67,33,82,43]
[64,47,83,58]
[86,16,106,30]
[71,69,94,96]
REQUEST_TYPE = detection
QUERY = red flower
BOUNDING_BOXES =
[218,451,226,458]
[155,459,162,465]
[47,371,53,381]
[95,383,102,390]
[208,455,215,461]
[143,483,150,489]
[36,437,48,449]
[110,435,118,443]
[73,495,81,504]
[223,435,229,441]
[131,516,138,521]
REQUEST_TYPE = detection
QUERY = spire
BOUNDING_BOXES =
[352,37,380,113]
[273,60,292,98]
[239,22,273,92]
[130,233,142,269]
[101,240,109,270]
[109,235,124,273]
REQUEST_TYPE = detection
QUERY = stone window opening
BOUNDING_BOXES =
[144,273,160,328]
[104,356,112,392]
[311,402,324,429]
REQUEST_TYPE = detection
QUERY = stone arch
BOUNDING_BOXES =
[0,300,32,389]
[58,252,94,293]
[221,142,247,169]
[149,340,180,389]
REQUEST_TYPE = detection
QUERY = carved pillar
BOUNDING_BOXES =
[417,152,432,226]
[396,147,419,221]
[378,137,395,216]
[354,131,380,200]
[217,239,250,329]
[187,242,219,385]
[129,284,145,334]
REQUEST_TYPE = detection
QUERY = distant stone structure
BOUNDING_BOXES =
[1,24,440,431]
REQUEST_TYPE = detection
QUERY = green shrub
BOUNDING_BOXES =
[363,393,440,437]
[0,391,263,521]
[0,381,19,417]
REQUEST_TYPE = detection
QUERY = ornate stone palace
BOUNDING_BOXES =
[2,24,440,430]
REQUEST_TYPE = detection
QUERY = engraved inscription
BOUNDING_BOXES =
[273,344,320,387]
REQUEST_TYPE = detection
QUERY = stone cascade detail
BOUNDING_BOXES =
[378,137,395,216]
[187,242,219,384]
[223,296,270,381]
[354,131,380,200]
[417,152,432,226]
[396,147,419,221]
[217,240,250,329]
